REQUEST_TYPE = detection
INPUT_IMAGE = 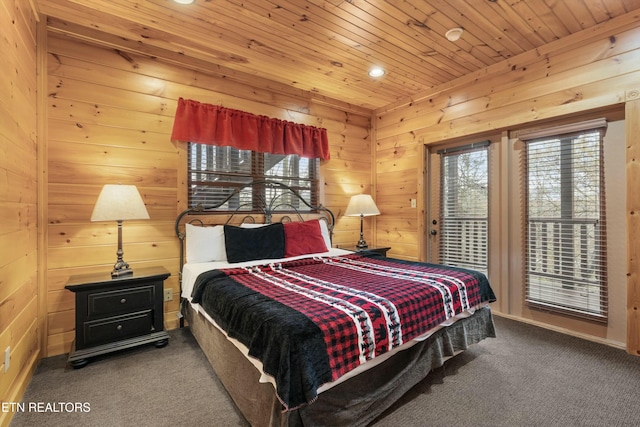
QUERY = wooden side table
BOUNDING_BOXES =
[343,246,391,257]
[65,266,171,368]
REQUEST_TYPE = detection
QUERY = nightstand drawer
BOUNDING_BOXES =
[65,267,171,367]
[88,286,155,317]
[82,310,154,348]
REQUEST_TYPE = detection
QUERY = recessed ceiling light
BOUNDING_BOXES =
[368,67,385,77]
[174,0,195,4]
[445,27,464,42]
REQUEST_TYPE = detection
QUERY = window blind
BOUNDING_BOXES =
[439,144,489,274]
[524,127,607,321]
[188,143,318,211]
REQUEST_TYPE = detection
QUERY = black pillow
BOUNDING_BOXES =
[224,223,285,263]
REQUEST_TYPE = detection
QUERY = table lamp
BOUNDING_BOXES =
[91,184,150,278]
[344,194,380,249]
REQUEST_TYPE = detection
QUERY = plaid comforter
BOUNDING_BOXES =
[191,252,495,410]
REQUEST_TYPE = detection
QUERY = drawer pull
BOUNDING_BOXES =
[116,325,123,331]
[120,298,127,304]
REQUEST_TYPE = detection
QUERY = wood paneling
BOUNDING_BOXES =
[0,0,635,421]
[374,16,640,351]
[626,97,640,355]
[375,19,640,255]
[0,0,39,425]
[0,1,635,417]
[35,0,640,110]
[45,34,371,357]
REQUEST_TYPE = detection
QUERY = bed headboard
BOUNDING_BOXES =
[174,179,334,241]
[174,180,335,316]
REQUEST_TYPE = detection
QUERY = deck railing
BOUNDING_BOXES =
[526,218,605,316]
[440,217,488,274]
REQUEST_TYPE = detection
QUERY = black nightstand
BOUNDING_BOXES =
[65,266,171,368]
[344,246,391,257]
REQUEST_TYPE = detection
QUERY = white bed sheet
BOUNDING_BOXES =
[181,249,482,394]
[181,248,353,299]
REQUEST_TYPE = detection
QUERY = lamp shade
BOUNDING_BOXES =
[344,194,380,217]
[91,184,150,222]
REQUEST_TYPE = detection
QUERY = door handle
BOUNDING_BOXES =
[430,229,437,235]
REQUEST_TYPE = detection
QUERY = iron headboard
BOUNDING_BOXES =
[173,179,335,325]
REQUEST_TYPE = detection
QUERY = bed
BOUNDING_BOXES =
[175,180,497,427]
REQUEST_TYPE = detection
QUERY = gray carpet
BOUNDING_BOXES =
[10,328,247,427]
[374,316,640,427]
[11,315,640,427]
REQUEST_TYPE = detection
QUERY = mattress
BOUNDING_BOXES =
[181,250,493,405]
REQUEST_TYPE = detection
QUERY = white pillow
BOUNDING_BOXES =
[318,220,332,249]
[240,223,265,228]
[185,223,227,263]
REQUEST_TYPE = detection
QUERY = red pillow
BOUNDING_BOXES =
[283,220,328,257]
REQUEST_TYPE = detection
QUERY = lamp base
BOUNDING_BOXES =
[111,219,134,279]
[356,214,369,249]
[111,267,133,278]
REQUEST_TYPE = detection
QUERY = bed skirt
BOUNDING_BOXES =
[185,303,496,427]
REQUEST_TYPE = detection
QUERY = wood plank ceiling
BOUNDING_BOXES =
[36,0,640,111]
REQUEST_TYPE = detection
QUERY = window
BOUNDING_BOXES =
[438,143,489,274]
[188,143,319,212]
[524,126,607,321]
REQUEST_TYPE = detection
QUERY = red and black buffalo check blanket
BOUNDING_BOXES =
[191,252,495,410]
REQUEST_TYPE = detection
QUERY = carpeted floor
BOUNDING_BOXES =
[10,315,640,427]
[10,327,247,427]
[374,316,640,427]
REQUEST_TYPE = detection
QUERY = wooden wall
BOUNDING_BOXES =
[44,33,372,357]
[373,12,640,350]
[626,97,640,355]
[3,3,638,423]
[0,0,40,424]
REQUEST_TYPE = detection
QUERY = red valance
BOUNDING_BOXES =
[171,98,330,160]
